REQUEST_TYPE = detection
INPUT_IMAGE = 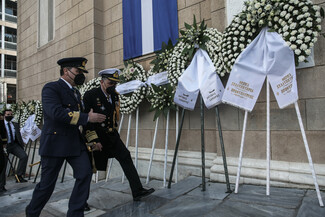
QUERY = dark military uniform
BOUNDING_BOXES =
[83,87,143,197]
[26,58,92,217]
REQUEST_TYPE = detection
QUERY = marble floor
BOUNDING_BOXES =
[0,175,324,217]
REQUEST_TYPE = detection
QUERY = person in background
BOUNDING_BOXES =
[0,109,28,193]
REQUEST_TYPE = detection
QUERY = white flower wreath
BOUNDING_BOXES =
[146,40,177,120]
[119,61,148,114]
[222,0,324,73]
[167,18,225,87]
[18,100,43,128]
[79,77,101,98]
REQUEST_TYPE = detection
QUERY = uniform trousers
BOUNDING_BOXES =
[26,150,92,217]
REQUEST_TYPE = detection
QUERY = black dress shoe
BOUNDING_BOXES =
[84,203,91,212]
[16,176,28,183]
[0,186,7,193]
[133,188,155,201]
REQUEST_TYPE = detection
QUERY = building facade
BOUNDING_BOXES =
[17,0,325,189]
[0,0,17,104]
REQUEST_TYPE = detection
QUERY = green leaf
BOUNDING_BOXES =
[268,29,276,32]
[193,15,197,30]
[321,7,324,18]
[153,109,162,121]
[163,107,169,117]
[189,47,195,59]
[151,84,160,92]
[184,22,192,30]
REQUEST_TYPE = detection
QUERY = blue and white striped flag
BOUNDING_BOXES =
[122,0,178,60]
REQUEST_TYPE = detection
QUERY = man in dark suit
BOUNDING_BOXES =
[83,68,154,202]
[25,57,106,217]
[0,109,28,192]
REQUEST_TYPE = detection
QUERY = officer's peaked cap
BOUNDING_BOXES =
[98,68,120,82]
[57,57,88,73]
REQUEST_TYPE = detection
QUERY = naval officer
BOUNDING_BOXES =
[83,68,154,202]
[25,57,106,217]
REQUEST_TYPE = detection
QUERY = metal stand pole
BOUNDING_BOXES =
[235,111,248,193]
[135,107,139,169]
[215,106,232,193]
[146,117,159,184]
[266,79,271,196]
[163,110,170,187]
[61,160,68,183]
[33,163,41,183]
[294,102,324,207]
[175,107,179,183]
[106,114,124,182]
[122,113,132,183]
[200,95,206,191]
[28,140,37,180]
[168,108,185,188]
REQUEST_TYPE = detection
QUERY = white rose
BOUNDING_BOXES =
[300,44,308,50]
[283,25,289,32]
[283,32,289,37]
[304,36,311,42]
[286,41,291,47]
[289,36,296,41]
[255,3,260,9]
[290,44,297,50]
[274,16,279,22]
[285,14,290,20]
[298,56,305,62]
[305,49,311,55]
[293,10,299,15]
[294,49,301,55]
[280,11,286,17]
[302,6,309,12]
[297,40,303,44]
[291,30,297,35]
[290,23,297,29]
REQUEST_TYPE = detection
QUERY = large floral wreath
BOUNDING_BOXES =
[12,100,43,128]
[119,61,148,114]
[167,17,225,87]
[79,77,101,97]
[146,39,177,120]
[222,0,324,73]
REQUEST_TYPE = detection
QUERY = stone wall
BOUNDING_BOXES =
[17,0,325,186]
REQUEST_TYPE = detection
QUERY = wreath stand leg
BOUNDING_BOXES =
[146,117,159,184]
[28,140,37,180]
[61,160,68,183]
[235,110,248,193]
[294,102,324,207]
[175,107,179,183]
[215,106,232,193]
[135,107,139,169]
[168,108,185,189]
[168,95,206,191]
[163,110,170,187]
[266,79,271,195]
[122,113,132,183]
[106,114,125,182]
[200,95,206,191]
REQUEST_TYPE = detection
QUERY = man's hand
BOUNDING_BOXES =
[88,109,106,123]
[92,142,103,151]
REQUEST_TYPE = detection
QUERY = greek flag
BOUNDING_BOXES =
[123,0,178,60]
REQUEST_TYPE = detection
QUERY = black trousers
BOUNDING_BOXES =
[26,150,92,217]
[94,131,143,196]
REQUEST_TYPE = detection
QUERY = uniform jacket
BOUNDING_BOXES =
[39,79,88,157]
[83,87,120,170]
[0,120,24,147]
